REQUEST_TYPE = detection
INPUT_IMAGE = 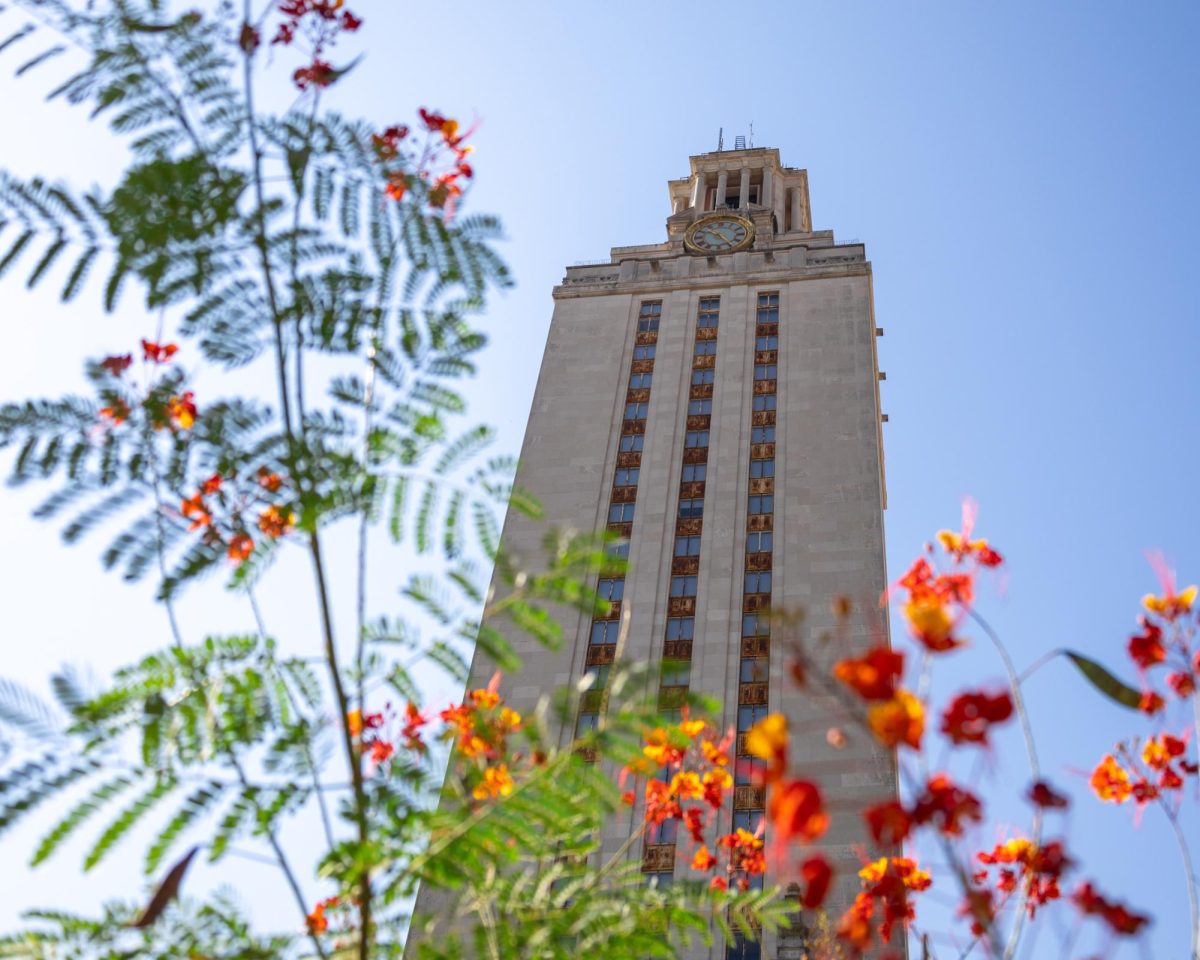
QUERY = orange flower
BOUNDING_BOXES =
[691,845,716,871]
[1142,583,1197,621]
[718,828,765,875]
[469,688,501,710]
[910,775,982,836]
[833,646,904,701]
[99,354,133,376]
[141,339,178,363]
[643,727,686,766]
[867,690,924,749]
[1141,733,1185,770]
[767,778,828,844]
[257,504,295,538]
[257,467,283,492]
[903,595,961,652]
[180,493,212,530]
[99,398,132,425]
[1090,754,1132,803]
[472,763,513,800]
[167,391,196,430]
[745,713,788,780]
[670,770,703,801]
[1138,690,1165,715]
[227,532,254,562]
[347,709,364,737]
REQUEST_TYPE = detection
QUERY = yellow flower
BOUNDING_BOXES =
[670,770,703,800]
[746,713,788,772]
[1143,584,1197,620]
[472,763,514,800]
[867,690,924,749]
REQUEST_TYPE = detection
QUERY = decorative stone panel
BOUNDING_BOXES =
[747,514,774,532]
[755,350,778,364]
[733,785,765,809]
[630,359,654,374]
[752,410,776,427]
[612,485,638,503]
[595,600,621,621]
[683,447,709,464]
[743,593,771,613]
[635,331,658,346]
[751,443,774,459]
[692,354,715,369]
[658,686,688,709]
[679,480,706,498]
[739,682,768,706]
[668,597,696,616]
[607,521,632,538]
[741,636,770,658]
[676,518,702,536]
[746,552,773,571]
[756,322,778,336]
[696,326,718,341]
[690,384,714,399]
[686,415,711,431]
[642,844,676,872]
[586,644,616,667]
[622,419,645,434]
[752,380,776,395]
[663,640,692,660]
[672,557,700,576]
[749,477,774,495]
[626,387,650,403]
[617,452,641,468]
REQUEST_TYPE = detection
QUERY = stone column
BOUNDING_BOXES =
[773,175,786,231]
[791,186,804,232]
[692,171,706,210]
[762,167,772,208]
[739,167,750,209]
[715,169,728,209]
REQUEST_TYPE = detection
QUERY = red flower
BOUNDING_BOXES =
[863,799,911,845]
[1027,780,1070,809]
[1167,671,1196,698]
[798,855,833,909]
[1127,618,1166,670]
[1071,881,1150,936]
[141,339,178,363]
[832,646,904,701]
[257,467,283,492]
[227,532,254,562]
[1138,690,1165,715]
[367,739,394,764]
[767,778,828,844]
[180,493,212,531]
[293,60,335,91]
[683,805,704,844]
[99,354,133,376]
[910,775,982,836]
[691,845,716,871]
[400,702,428,752]
[167,392,197,430]
[98,398,131,426]
[940,690,1013,746]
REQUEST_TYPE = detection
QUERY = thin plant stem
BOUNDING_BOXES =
[968,609,1042,960]
[1160,800,1200,960]
[247,587,337,851]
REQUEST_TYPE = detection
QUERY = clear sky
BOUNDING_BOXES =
[0,1,1197,956]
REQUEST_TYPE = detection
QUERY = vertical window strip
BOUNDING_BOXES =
[641,296,719,878]
[727,293,779,913]
[578,301,661,760]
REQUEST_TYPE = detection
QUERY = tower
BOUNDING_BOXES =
[418,144,896,958]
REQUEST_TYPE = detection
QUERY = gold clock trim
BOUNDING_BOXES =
[684,213,755,255]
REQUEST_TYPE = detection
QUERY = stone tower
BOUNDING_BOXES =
[416,144,897,959]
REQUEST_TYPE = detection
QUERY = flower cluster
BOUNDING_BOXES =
[1125,563,1198,714]
[268,0,362,91]
[370,109,476,219]
[1071,881,1151,935]
[178,466,293,563]
[1090,733,1197,808]
[832,646,924,750]
[863,774,983,845]
[838,856,931,954]
[974,837,1070,919]
[438,678,528,801]
[96,340,196,433]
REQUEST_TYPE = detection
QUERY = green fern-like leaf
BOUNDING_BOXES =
[30,773,138,866]
[83,775,177,870]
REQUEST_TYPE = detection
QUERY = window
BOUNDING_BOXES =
[608,502,635,523]
[591,621,620,645]
[576,711,599,735]
[685,430,709,448]
[606,540,630,561]
[629,371,653,389]
[681,463,707,483]
[751,426,775,443]
[752,394,776,411]
[738,704,768,730]
[661,659,691,688]
[633,344,656,361]
[756,292,780,323]
[745,531,773,552]
[597,578,625,602]
[674,535,702,557]
[691,369,715,385]
[697,298,720,328]
[745,571,772,593]
[753,364,777,381]
[678,499,704,518]
[740,658,769,683]
[615,467,640,486]
[688,398,712,415]
[666,617,694,641]
[735,757,766,785]
[755,334,778,351]
[637,301,662,332]
[694,339,717,356]
[625,402,648,420]
[646,816,679,845]
[585,663,611,689]
[670,576,698,597]
[742,614,770,637]
[747,494,774,515]
[619,434,644,453]
[749,459,774,479]
[732,810,761,834]
[644,871,674,888]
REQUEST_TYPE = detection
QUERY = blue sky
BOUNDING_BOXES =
[0,1,1197,956]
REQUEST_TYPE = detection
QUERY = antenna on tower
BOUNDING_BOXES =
[749,122,754,148]
[717,127,724,151]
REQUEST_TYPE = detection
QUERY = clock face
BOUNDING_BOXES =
[685,215,753,254]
